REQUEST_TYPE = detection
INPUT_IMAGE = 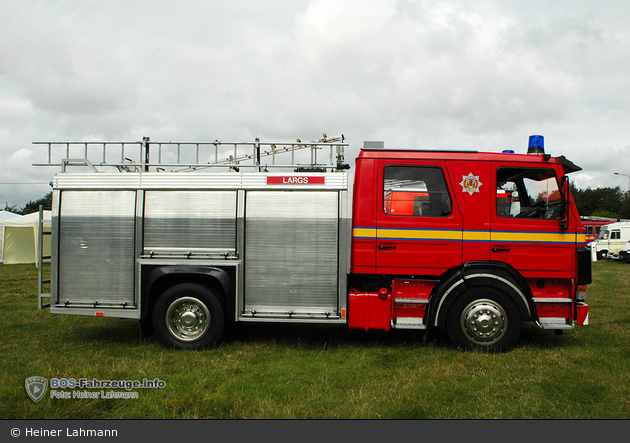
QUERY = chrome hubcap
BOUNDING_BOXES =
[165,297,211,342]
[460,299,507,345]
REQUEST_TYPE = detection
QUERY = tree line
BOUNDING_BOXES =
[4,186,630,219]
[3,192,52,215]
[570,184,630,219]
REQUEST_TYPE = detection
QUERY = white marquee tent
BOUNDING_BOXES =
[2,211,51,264]
[0,210,21,262]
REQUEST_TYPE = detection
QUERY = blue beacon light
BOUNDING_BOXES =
[527,135,545,155]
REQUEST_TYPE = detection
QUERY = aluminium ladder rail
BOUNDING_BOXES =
[32,134,348,173]
[37,206,51,309]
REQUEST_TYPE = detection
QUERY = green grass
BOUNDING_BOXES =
[1,261,630,419]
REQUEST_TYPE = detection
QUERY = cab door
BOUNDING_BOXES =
[375,161,463,275]
[491,163,577,279]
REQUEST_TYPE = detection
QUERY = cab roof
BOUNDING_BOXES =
[358,148,582,174]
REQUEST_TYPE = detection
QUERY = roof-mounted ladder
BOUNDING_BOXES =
[32,134,348,173]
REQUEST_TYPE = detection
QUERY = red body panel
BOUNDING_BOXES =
[445,160,492,263]
[375,159,463,275]
[351,157,378,273]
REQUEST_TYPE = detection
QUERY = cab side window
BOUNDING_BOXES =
[496,167,562,219]
[384,166,452,217]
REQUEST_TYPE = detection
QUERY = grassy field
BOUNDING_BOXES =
[1,260,629,419]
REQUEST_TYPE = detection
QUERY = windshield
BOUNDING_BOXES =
[496,167,563,219]
[597,228,610,240]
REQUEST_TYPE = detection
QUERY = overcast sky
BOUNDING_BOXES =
[2,0,630,208]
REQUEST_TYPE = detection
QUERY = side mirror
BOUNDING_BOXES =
[560,176,570,231]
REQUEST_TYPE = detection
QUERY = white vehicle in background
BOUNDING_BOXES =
[588,221,630,260]
[617,241,630,263]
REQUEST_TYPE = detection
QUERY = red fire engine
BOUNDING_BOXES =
[581,218,614,243]
[36,134,590,352]
[349,135,590,351]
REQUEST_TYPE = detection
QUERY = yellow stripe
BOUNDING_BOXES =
[377,229,462,241]
[463,231,491,241]
[353,227,580,244]
[608,241,627,246]
[491,231,576,243]
[353,228,377,238]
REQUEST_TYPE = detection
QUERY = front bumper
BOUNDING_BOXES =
[576,302,589,326]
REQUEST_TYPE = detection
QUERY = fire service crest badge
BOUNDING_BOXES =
[460,172,482,196]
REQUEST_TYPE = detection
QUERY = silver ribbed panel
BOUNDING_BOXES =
[240,173,348,189]
[144,191,237,254]
[53,172,348,190]
[58,191,136,305]
[243,191,339,314]
[54,173,141,189]
[140,172,244,189]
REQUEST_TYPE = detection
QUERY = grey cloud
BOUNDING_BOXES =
[1,0,630,207]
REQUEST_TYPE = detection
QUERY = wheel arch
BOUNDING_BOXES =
[427,261,536,329]
[142,266,234,323]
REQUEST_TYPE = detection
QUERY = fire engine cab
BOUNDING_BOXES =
[35,134,591,352]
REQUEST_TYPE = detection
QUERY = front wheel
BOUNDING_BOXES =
[446,287,522,353]
[152,283,225,350]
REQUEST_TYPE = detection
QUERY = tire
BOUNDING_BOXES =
[446,286,522,353]
[152,283,225,350]
[598,250,608,260]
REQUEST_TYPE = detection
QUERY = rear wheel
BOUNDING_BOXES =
[446,286,521,353]
[152,283,225,349]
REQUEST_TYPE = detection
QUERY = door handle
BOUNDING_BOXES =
[492,247,510,253]
[378,245,397,250]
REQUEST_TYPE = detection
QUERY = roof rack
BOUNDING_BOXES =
[33,134,348,173]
